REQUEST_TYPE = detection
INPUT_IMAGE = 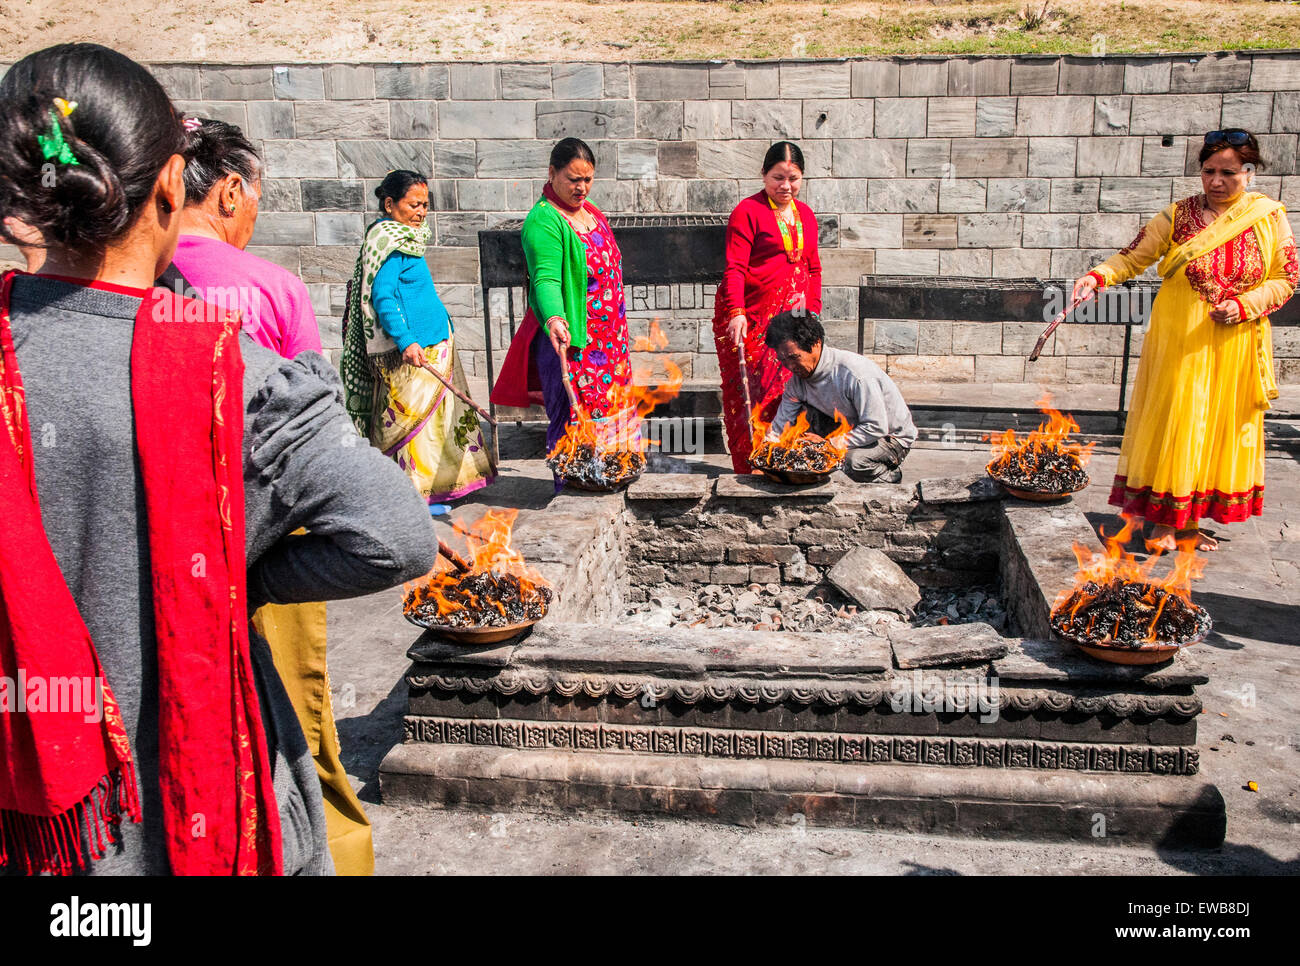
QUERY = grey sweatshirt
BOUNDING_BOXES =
[770,344,918,449]
[4,275,438,875]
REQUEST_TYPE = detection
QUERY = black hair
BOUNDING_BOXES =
[549,137,596,171]
[1199,130,1265,169]
[762,141,805,175]
[181,118,262,206]
[0,43,188,251]
[765,310,824,353]
[375,169,427,211]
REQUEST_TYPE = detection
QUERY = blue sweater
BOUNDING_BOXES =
[371,244,452,352]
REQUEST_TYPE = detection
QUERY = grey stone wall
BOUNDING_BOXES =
[8,53,1299,384]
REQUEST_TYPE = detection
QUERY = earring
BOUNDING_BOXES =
[161,199,173,214]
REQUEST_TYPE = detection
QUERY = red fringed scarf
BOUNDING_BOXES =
[0,270,282,875]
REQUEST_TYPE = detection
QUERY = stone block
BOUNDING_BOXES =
[458,179,509,211]
[957,213,1022,248]
[324,65,375,100]
[1021,213,1079,248]
[939,178,988,213]
[803,178,870,214]
[899,60,947,97]
[249,212,315,246]
[426,247,479,284]
[949,138,1027,177]
[431,141,476,179]
[874,319,918,353]
[917,320,953,354]
[262,140,337,178]
[939,245,995,275]
[474,141,550,178]
[301,179,363,211]
[886,354,972,381]
[1027,137,1076,178]
[714,474,835,500]
[745,64,781,99]
[906,139,950,177]
[947,58,1010,96]
[829,547,921,613]
[1050,248,1114,279]
[708,64,746,99]
[338,140,432,179]
[1171,53,1250,94]
[245,101,295,140]
[259,179,300,212]
[634,64,709,101]
[1065,356,1117,383]
[1124,59,1171,94]
[173,100,247,129]
[993,637,1207,689]
[498,64,552,100]
[903,214,957,249]
[874,249,941,276]
[867,179,938,213]
[686,179,740,214]
[1016,96,1094,136]
[1129,94,1222,135]
[1138,135,1188,177]
[889,622,1009,669]
[297,246,358,283]
[1093,95,1133,135]
[1222,92,1274,133]
[295,101,388,139]
[635,101,684,140]
[314,213,363,247]
[200,66,273,100]
[950,321,1002,355]
[851,60,900,98]
[1099,177,1172,213]
[840,213,903,249]
[1078,212,1141,248]
[986,178,1049,212]
[388,101,437,140]
[537,100,634,140]
[542,63,601,100]
[271,65,324,100]
[1050,179,1099,212]
[1256,134,1299,176]
[1010,59,1058,96]
[148,65,200,100]
[1058,58,1123,95]
[975,97,1017,137]
[600,64,629,99]
[625,474,710,501]
[992,248,1051,279]
[1251,54,1300,92]
[975,354,1027,382]
[683,101,732,140]
[710,564,750,585]
[874,99,926,139]
[656,141,697,179]
[927,98,976,137]
[803,99,873,140]
[374,65,448,99]
[833,138,907,178]
[780,62,850,98]
[438,102,534,140]
[731,101,802,140]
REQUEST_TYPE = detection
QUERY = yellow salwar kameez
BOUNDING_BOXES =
[1088,192,1298,528]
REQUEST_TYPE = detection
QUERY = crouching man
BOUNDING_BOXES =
[764,310,917,483]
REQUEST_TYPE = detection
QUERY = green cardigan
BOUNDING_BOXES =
[520,196,590,351]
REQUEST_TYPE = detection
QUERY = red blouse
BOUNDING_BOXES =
[715,192,823,320]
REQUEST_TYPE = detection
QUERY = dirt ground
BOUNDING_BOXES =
[1,1,1297,64]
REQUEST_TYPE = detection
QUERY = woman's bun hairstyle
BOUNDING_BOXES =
[0,44,188,252]
[181,119,262,206]
[762,141,805,175]
[375,169,427,210]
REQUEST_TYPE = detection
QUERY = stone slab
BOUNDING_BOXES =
[918,474,1003,505]
[625,473,711,501]
[889,622,1010,669]
[380,743,1226,846]
[509,622,893,677]
[714,473,837,500]
[993,637,1208,690]
[406,633,521,668]
[828,546,922,614]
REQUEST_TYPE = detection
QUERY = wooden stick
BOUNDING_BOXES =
[419,361,498,426]
[738,343,755,435]
[556,346,588,423]
[437,539,472,574]
[1029,292,1093,362]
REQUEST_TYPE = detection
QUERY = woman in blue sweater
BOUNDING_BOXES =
[341,170,495,501]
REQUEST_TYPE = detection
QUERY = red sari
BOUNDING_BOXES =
[713,192,822,473]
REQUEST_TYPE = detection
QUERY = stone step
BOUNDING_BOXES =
[379,742,1227,847]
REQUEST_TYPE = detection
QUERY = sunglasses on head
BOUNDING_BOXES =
[1203,129,1252,147]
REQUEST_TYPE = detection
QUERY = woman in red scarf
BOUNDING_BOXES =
[712,141,823,473]
[0,44,436,875]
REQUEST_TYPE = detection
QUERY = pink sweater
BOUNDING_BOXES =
[170,235,322,359]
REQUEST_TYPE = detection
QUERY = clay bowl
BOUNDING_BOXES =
[403,611,541,645]
[986,463,1090,502]
[1057,622,1211,666]
[757,466,837,486]
[561,465,644,492]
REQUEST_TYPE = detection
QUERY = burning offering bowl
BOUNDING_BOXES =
[1050,578,1212,665]
[750,433,845,486]
[987,462,1090,501]
[985,395,1095,500]
[404,571,553,642]
[548,444,646,492]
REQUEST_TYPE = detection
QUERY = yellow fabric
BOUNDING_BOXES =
[252,600,375,876]
[1090,192,1296,527]
[371,334,495,501]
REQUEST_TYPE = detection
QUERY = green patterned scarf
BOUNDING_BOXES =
[340,217,433,434]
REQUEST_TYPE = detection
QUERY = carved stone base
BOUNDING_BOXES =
[379,742,1228,847]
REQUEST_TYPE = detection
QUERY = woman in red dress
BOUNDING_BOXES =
[712,141,823,473]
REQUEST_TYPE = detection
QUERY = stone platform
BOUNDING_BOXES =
[379,471,1225,846]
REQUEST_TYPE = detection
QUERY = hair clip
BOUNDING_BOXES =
[182,116,202,132]
[54,98,77,117]
[37,109,80,167]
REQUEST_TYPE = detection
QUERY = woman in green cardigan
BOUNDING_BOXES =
[489,138,629,458]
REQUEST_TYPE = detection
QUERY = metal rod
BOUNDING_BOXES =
[556,341,587,422]
[420,360,498,426]
[1028,291,1093,362]
[437,540,472,574]
[480,291,499,460]
[1118,321,1134,432]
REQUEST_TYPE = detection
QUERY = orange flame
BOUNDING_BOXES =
[402,509,549,621]
[1052,514,1207,644]
[750,406,851,469]
[986,392,1095,479]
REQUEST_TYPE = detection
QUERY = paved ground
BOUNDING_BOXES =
[327,386,1300,875]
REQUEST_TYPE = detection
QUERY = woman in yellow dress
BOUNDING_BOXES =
[1074,130,1298,552]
